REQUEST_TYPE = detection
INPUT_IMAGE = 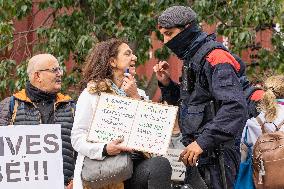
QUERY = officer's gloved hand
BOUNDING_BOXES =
[180,184,194,189]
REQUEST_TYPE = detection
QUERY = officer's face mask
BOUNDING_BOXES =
[165,23,201,60]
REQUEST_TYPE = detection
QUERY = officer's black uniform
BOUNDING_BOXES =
[159,23,248,189]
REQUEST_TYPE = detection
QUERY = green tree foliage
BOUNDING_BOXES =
[0,0,283,99]
[0,0,32,97]
[0,0,187,99]
[193,0,284,80]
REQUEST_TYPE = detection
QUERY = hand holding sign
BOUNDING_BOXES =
[106,138,133,156]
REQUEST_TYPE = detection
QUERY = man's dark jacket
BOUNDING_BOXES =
[0,89,75,186]
[160,24,248,152]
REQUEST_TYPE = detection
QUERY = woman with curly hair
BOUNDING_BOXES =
[71,38,172,189]
[242,75,284,147]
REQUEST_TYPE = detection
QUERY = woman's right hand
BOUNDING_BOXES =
[153,61,171,86]
[106,138,132,156]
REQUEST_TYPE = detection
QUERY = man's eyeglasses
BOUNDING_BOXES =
[37,67,63,74]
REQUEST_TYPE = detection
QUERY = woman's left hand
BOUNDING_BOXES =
[121,74,140,99]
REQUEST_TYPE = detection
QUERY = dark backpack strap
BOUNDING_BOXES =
[255,116,267,134]
[69,101,76,117]
[9,96,18,125]
[9,96,15,113]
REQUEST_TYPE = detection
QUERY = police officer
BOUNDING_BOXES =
[153,6,248,189]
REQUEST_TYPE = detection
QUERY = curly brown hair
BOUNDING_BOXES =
[81,38,126,87]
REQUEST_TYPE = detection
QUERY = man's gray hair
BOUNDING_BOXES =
[158,6,197,29]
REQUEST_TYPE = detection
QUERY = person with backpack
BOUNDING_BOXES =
[154,6,250,189]
[242,75,284,146]
[0,54,75,189]
[240,75,284,188]
[235,85,264,189]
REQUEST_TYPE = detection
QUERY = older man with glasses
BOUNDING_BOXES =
[0,54,75,189]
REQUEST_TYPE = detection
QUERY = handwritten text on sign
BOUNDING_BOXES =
[88,93,178,155]
[128,102,176,154]
[0,124,64,189]
[162,149,186,181]
[89,94,138,146]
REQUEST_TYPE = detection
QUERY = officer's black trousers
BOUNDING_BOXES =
[185,146,240,189]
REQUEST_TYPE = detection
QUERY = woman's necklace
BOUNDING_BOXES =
[112,75,124,88]
[110,81,126,97]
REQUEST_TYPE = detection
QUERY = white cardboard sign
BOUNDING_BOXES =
[163,148,186,181]
[0,124,64,189]
[87,93,178,155]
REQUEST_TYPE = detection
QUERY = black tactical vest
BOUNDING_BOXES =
[179,40,257,146]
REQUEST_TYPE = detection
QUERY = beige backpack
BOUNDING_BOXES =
[253,116,284,189]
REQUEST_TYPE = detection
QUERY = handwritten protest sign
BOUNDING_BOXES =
[87,93,178,155]
[0,124,64,189]
[162,148,186,181]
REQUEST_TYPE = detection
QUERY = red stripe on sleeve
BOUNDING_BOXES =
[206,49,240,72]
[250,90,264,101]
